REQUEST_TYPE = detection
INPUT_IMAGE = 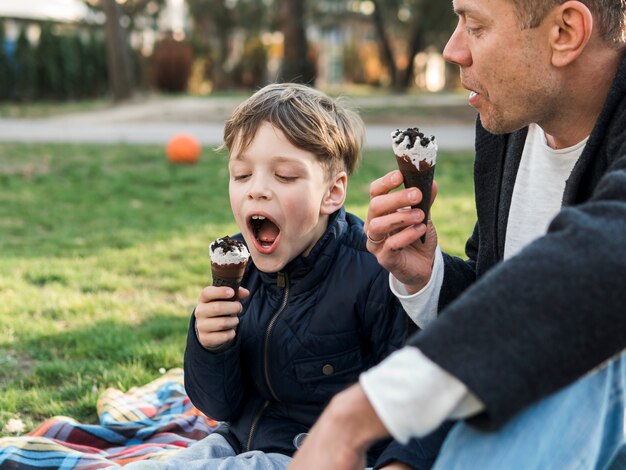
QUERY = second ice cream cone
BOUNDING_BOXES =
[392,128,437,243]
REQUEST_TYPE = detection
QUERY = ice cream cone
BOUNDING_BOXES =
[209,236,250,301]
[391,128,437,243]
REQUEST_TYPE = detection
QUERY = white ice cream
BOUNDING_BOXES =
[210,237,250,265]
[391,128,438,167]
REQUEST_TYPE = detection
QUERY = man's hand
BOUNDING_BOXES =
[289,384,390,470]
[365,170,438,294]
[380,463,415,470]
[194,286,249,349]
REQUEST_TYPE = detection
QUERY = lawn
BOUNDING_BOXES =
[0,142,475,435]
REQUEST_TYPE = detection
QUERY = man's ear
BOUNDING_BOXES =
[549,1,593,67]
[320,171,347,215]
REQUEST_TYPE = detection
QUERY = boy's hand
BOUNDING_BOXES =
[194,286,250,349]
[364,170,438,294]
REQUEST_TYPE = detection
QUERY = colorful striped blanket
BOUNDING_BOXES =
[0,369,220,468]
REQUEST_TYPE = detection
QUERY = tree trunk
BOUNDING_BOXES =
[279,0,315,83]
[371,0,397,88]
[398,20,424,90]
[103,0,133,101]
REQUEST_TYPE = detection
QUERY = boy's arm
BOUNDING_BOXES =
[184,313,246,421]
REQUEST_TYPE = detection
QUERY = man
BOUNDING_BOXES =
[290,0,626,468]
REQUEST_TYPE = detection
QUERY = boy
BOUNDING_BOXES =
[130,84,429,469]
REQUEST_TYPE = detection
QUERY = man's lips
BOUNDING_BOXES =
[468,90,480,107]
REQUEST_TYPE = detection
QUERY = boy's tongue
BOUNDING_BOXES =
[258,219,280,245]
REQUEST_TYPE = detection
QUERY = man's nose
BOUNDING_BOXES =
[443,24,472,67]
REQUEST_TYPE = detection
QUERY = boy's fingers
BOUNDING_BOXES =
[199,286,250,303]
[197,314,239,333]
[198,285,235,303]
[236,287,250,300]
[195,299,243,320]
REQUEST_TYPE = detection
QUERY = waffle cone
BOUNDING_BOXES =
[396,155,435,243]
[211,261,248,301]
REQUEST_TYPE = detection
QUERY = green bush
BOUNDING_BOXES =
[14,28,37,101]
[0,22,16,101]
[1,22,109,102]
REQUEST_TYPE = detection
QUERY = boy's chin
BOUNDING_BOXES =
[249,252,288,274]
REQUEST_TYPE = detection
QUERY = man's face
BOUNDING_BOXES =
[444,0,559,134]
[228,122,332,273]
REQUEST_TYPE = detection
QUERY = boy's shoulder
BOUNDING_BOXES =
[341,211,370,252]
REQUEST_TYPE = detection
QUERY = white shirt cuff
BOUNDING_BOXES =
[389,246,444,329]
[360,347,484,443]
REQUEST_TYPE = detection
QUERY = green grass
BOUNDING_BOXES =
[0,99,114,119]
[0,142,475,435]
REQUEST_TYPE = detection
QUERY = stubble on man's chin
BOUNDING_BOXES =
[479,111,527,136]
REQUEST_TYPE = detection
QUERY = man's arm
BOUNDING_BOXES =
[410,151,626,429]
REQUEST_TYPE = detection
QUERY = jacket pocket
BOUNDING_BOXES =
[293,346,363,401]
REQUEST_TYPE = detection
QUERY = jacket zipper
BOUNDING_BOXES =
[244,271,290,452]
[244,400,269,452]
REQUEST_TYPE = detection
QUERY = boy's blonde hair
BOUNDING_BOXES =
[223,83,364,177]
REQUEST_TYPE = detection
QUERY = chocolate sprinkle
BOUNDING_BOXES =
[393,127,435,149]
[210,236,244,254]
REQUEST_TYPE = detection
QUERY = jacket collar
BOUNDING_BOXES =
[256,207,348,294]
[563,51,626,205]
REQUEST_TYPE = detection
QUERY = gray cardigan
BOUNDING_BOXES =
[409,53,626,430]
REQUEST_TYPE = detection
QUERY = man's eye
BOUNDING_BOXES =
[466,26,482,36]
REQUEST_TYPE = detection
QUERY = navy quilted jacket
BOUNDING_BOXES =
[184,207,410,464]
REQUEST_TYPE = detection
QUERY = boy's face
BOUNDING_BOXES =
[228,122,337,273]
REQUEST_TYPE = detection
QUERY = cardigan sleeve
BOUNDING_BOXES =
[408,147,626,430]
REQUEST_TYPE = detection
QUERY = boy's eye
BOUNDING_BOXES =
[277,174,298,182]
[232,174,251,181]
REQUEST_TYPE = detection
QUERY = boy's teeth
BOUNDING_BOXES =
[251,215,266,220]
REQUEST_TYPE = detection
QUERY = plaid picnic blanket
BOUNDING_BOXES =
[0,369,220,469]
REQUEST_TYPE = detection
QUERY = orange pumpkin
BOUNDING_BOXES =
[166,134,201,164]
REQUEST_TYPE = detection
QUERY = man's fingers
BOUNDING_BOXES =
[369,170,404,199]
[430,180,438,209]
[368,208,425,236]
[368,187,422,224]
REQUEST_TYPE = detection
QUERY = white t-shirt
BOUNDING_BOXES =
[360,124,587,443]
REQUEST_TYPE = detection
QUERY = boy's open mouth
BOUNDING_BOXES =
[248,214,280,252]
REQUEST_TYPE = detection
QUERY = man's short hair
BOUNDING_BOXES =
[512,0,625,47]
[223,83,364,177]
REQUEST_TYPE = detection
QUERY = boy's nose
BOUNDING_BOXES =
[247,177,272,200]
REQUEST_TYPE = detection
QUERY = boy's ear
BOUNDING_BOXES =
[320,171,347,215]
[549,0,593,67]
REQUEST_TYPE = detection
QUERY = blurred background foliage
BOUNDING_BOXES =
[0,0,458,102]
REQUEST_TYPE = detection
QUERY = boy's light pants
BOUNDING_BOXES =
[433,351,626,470]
